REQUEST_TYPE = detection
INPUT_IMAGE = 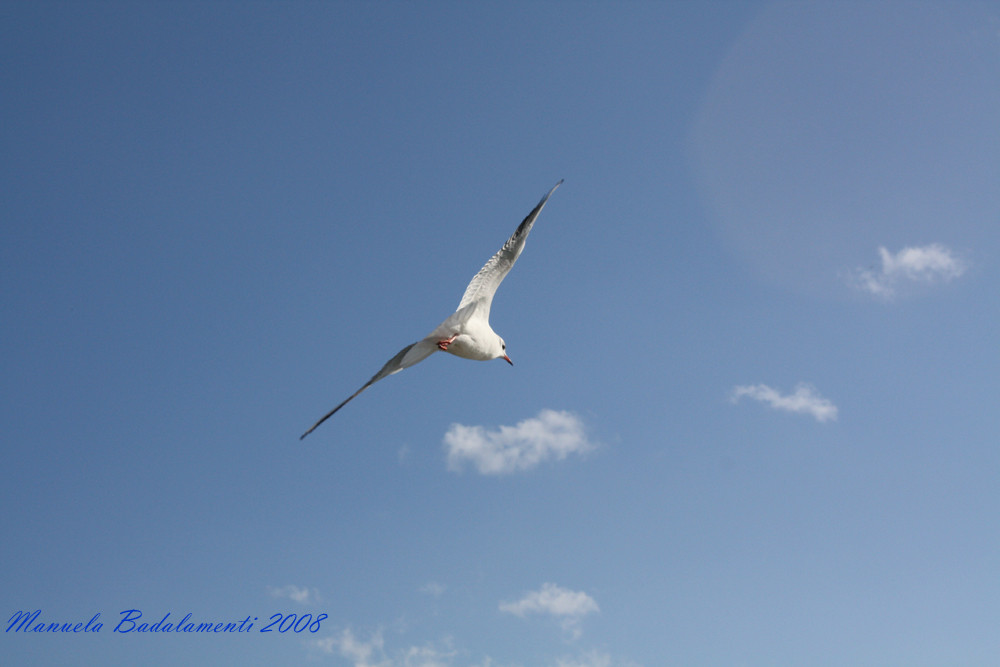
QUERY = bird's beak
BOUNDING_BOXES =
[503,354,513,366]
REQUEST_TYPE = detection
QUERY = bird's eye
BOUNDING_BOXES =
[501,342,506,349]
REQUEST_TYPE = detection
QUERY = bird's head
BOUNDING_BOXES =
[497,336,513,366]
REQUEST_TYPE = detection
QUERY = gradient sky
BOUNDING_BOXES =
[3,2,999,666]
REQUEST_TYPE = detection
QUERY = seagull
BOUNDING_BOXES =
[300,180,563,439]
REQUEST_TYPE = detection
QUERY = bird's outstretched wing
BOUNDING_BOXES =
[456,180,563,320]
[300,340,436,439]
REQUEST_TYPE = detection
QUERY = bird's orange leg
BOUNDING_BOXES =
[437,333,459,351]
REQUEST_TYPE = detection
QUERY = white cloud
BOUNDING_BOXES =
[848,243,967,297]
[556,650,642,667]
[419,581,446,597]
[398,444,411,465]
[444,409,595,475]
[312,628,390,667]
[556,653,610,667]
[500,583,599,640]
[267,584,321,605]
[309,624,638,667]
[312,629,460,667]
[731,383,838,423]
[401,641,457,667]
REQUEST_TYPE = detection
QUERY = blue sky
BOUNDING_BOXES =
[2,1,998,665]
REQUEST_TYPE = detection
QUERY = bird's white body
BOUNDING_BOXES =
[300,180,562,439]
[430,303,502,360]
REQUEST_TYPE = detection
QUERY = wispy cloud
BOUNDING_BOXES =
[419,581,446,598]
[398,444,411,465]
[310,624,639,667]
[312,628,390,667]
[267,584,321,605]
[312,629,459,667]
[444,409,595,475]
[500,583,599,640]
[731,383,838,423]
[556,650,642,667]
[847,243,967,298]
[401,641,458,667]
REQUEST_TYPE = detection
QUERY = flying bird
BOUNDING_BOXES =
[300,180,563,439]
